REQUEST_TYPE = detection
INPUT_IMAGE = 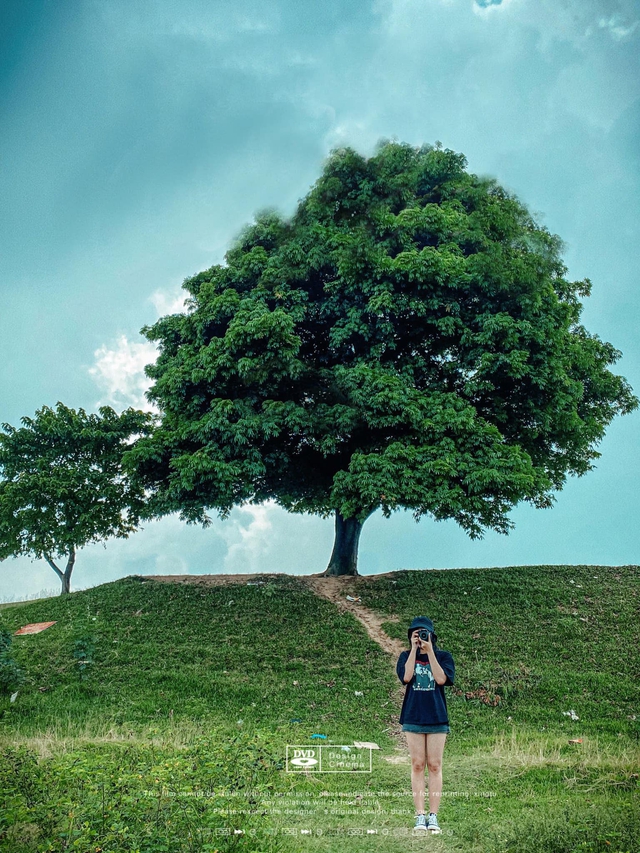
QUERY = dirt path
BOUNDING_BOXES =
[299,575,410,755]
[144,572,405,657]
[299,575,405,658]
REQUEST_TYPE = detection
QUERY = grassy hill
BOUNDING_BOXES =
[0,564,639,853]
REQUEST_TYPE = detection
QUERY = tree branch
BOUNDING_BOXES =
[44,553,63,580]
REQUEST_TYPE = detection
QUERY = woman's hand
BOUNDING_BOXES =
[420,632,435,656]
[425,634,448,684]
[404,631,421,682]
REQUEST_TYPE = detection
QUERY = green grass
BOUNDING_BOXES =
[360,564,640,739]
[0,574,391,740]
[0,565,638,853]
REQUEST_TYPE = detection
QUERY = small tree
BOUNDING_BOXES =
[124,140,637,575]
[0,403,155,593]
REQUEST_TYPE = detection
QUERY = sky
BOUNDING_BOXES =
[1,0,639,601]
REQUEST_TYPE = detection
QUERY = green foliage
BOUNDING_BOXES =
[124,140,636,544]
[0,402,155,587]
[72,635,96,683]
[0,734,287,853]
[483,800,640,853]
[0,629,25,697]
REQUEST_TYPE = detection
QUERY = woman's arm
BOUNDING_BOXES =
[403,631,422,682]
[421,633,447,685]
[427,651,447,686]
[403,647,418,683]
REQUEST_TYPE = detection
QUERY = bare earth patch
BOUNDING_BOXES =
[300,575,405,658]
[143,572,281,587]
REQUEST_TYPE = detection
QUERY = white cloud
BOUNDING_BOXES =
[89,334,159,411]
[376,0,640,52]
[148,288,190,316]
[345,0,640,151]
[215,501,332,576]
[236,15,277,33]
[323,120,376,155]
[221,501,277,573]
[88,285,191,411]
[472,0,516,18]
[2,502,333,602]
[597,15,639,40]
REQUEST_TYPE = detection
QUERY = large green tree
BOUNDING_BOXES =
[124,140,637,575]
[0,403,154,593]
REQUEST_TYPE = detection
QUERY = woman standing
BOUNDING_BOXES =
[396,616,455,834]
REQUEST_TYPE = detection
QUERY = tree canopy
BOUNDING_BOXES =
[124,140,637,575]
[0,403,154,593]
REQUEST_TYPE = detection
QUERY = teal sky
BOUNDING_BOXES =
[1,0,639,600]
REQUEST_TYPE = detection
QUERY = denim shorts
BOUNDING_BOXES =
[402,723,450,733]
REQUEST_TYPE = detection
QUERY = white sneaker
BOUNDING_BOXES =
[413,813,427,831]
[427,812,442,834]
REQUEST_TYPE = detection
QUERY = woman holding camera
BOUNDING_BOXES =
[395,616,455,834]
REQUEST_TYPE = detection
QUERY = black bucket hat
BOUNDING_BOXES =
[407,615,435,641]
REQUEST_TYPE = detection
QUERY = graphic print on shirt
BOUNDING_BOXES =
[413,660,436,691]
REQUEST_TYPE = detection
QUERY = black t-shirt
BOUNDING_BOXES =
[396,647,455,725]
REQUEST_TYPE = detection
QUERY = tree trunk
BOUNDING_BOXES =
[45,548,76,595]
[321,511,373,577]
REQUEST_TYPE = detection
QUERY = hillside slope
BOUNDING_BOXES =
[0,564,638,853]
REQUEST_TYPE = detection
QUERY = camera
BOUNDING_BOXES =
[418,629,431,642]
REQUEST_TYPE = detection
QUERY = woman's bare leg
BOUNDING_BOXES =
[405,732,427,814]
[426,733,447,814]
